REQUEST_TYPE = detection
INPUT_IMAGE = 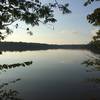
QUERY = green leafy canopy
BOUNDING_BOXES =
[85,0,100,51]
[0,0,71,40]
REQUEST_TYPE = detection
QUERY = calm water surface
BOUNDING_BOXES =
[0,50,100,100]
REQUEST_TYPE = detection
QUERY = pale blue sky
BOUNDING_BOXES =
[5,0,99,44]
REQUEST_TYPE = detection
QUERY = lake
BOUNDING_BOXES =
[0,49,100,100]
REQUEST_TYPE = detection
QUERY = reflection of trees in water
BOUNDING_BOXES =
[0,61,33,100]
[82,55,100,100]
[82,55,100,83]
[0,78,22,100]
[82,55,100,72]
[0,61,33,72]
[86,78,100,84]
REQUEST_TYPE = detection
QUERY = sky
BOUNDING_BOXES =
[4,0,100,44]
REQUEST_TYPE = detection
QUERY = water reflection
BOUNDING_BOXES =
[0,50,100,100]
[82,54,100,100]
[0,61,33,72]
[86,78,100,84]
[82,55,100,72]
[0,60,33,100]
[0,78,22,100]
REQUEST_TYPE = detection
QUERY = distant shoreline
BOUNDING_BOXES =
[0,42,89,51]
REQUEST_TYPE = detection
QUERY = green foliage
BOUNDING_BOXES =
[84,0,100,6]
[93,30,100,41]
[89,30,100,52]
[85,0,100,51]
[0,0,71,40]
[87,8,100,26]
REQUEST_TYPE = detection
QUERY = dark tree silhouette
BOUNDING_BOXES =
[84,0,100,52]
[82,0,100,66]
[87,8,100,26]
[84,0,100,6]
[0,0,71,40]
[90,30,100,51]
[82,1,100,89]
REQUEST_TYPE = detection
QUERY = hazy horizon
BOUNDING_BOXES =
[2,41,89,45]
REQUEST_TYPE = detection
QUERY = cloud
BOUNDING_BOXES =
[56,30,80,35]
[72,31,80,34]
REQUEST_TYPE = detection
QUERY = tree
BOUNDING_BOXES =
[84,0,100,51]
[0,0,71,41]
[84,0,100,26]
[83,0,100,68]
[87,8,100,26]
[84,0,100,6]
[90,30,100,51]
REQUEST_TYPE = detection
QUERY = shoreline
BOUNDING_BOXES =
[0,42,89,51]
[0,42,99,54]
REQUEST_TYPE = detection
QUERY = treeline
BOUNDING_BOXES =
[0,42,88,51]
